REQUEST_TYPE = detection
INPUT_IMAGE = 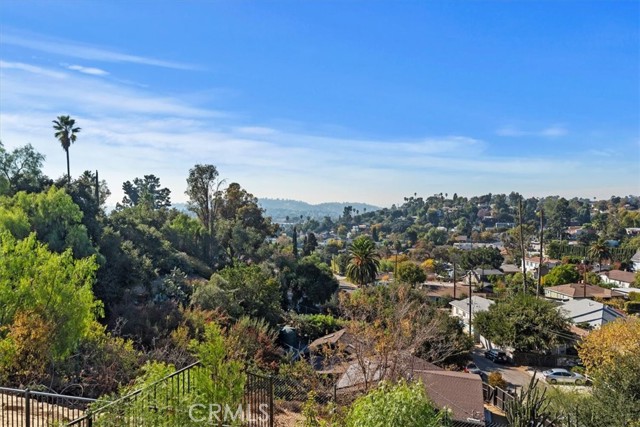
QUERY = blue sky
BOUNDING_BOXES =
[1,1,638,206]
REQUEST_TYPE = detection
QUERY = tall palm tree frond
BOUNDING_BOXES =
[346,236,380,287]
[52,115,81,183]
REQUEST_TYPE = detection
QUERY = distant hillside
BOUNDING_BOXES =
[108,200,381,222]
[258,198,381,222]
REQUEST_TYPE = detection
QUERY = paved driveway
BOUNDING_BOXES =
[471,348,534,390]
[472,348,591,393]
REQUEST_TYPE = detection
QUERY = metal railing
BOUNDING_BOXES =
[482,382,514,413]
[67,361,202,426]
[66,362,275,427]
[0,386,96,427]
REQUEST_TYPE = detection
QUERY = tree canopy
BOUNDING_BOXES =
[346,235,380,287]
[474,294,570,352]
[345,381,448,427]
[0,232,100,375]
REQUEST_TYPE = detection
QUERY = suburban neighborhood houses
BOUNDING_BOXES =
[273,193,640,425]
[0,1,638,425]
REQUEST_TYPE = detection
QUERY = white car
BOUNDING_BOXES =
[542,368,587,385]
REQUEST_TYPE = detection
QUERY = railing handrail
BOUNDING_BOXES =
[0,386,98,403]
[69,360,202,424]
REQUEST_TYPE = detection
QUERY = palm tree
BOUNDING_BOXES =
[52,115,81,183]
[346,235,380,287]
[588,240,610,273]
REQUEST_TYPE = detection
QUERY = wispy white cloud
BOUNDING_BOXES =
[0,60,67,79]
[496,124,568,138]
[67,64,109,76]
[0,60,635,206]
[1,30,197,70]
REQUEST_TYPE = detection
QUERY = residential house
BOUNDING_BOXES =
[557,299,624,328]
[500,263,521,275]
[450,296,494,340]
[453,242,504,251]
[308,329,357,371]
[465,268,503,286]
[335,355,485,425]
[521,256,560,280]
[412,370,485,424]
[632,249,640,272]
[612,287,640,298]
[599,270,636,288]
[544,283,625,301]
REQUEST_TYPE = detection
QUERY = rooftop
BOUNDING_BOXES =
[413,370,485,423]
[544,283,625,299]
[601,269,636,284]
[450,295,495,315]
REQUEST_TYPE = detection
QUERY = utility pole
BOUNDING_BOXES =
[468,274,473,336]
[537,209,544,297]
[583,259,587,298]
[519,196,527,293]
[453,262,457,299]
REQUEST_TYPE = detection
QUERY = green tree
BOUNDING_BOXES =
[292,226,299,258]
[0,142,47,195]
[0,232,101,376]
[425,227,448,245]
[588,240,610,272]
[345,381,449,427]
[461,247,504,270]
[185,164,221,261]
[346,235,380,287]
[119,174,171,209]
[214,263,283,324]
[290,255,339,308]
[474,294,570,352]
[215,183,276,264]
[52,115,80,183]
[302,232,318,256]
[396,261,427,286]
[543,264,580,286]
[1,186,96,258]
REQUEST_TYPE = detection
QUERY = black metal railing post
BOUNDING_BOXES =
[25,388,31,427]
[269,375,274,427]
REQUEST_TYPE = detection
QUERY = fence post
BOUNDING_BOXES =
[24,388,31,427]
[269,375,274,427]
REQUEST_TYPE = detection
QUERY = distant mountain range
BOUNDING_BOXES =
[110,199,380,222]
[257,198,380,222]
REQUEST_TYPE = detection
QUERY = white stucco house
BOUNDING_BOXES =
[450,296,494,341]
[557,299,624,329]
[599,270,636,288]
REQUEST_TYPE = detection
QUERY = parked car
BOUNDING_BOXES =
[542,368,587,385]
[484,349,509,364]
[464,362,482,375]
[464,362,487,381]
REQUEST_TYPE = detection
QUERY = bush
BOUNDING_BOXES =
[625,301,640,314]
[288,313,345,343]
[488,372,508,389]
[345,381,449,427]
